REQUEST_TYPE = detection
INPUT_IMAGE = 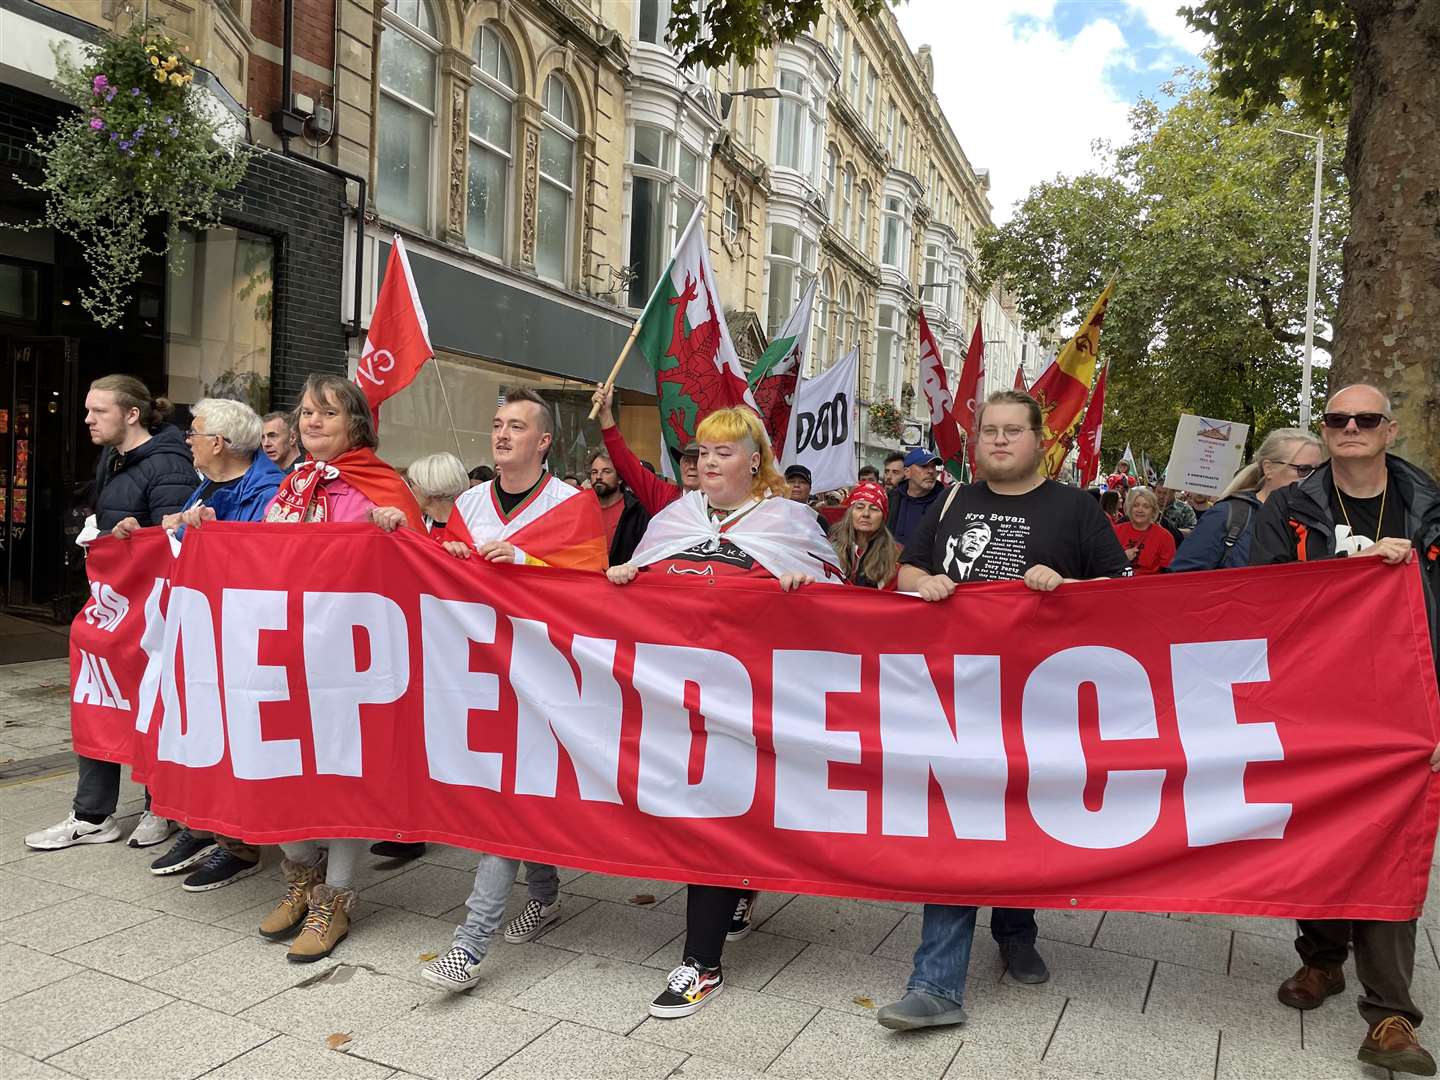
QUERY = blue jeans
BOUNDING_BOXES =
[909,904,978,1006]
[990,907,1037,945]
[452,854,559,958]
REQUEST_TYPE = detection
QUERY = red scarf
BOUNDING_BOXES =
[265,447,425,532]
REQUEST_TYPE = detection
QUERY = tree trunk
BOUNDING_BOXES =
[1333,1,1440,478]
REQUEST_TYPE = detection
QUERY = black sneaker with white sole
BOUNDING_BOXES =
[420,945,484,992]
[727,891,758,941]
[150,829,217,875]
[503,899,561,942]
[181,848,262,892]
[650,958,723,1018]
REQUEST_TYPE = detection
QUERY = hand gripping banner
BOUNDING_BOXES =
[91,523,1440,919]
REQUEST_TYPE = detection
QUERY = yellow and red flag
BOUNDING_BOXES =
[1029,283,1113,478]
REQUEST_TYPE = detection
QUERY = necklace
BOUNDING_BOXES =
[1333,478,1387,540]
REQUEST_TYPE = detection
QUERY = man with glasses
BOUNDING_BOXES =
[1251,383,1440,1077]
[876,389,1131,1033]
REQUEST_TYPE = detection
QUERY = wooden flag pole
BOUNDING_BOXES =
[587,317,644,420]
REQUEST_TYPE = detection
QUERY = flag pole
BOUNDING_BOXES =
[587,316,643,420]
[429,359,465,463]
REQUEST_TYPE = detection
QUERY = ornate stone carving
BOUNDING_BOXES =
[448,86,466,238]
[581,154,595,286]
[521,125,539,265]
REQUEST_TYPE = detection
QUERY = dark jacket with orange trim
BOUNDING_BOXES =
[1250,455,1440,678]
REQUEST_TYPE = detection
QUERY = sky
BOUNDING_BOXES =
[892,0,1210,221]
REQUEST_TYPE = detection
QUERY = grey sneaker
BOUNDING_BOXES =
[876,990,968,1031]
[1000,942,1050,984]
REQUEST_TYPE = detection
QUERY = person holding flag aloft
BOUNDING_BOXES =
[606,406,840,1018]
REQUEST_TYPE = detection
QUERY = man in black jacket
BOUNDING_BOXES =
[26,375,196,854]
[588,448,649,564]
[1251,383,1440,1077]
[887,448,945,548]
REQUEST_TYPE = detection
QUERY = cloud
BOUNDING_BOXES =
[1124,0,1210,53]
[893,2,1136,222]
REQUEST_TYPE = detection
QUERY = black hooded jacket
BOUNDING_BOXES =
[608,490,651,565]
[1250,454,1440,677]
[93,425,197,530]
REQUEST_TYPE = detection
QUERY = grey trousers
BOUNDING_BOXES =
[452,855,559,958]
[1296,918,1423,1027]
[74,754,148,818]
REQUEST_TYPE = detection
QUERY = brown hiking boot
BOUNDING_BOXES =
[1277,964,1345,1010]
[287,883,353,963]
[259,857,324,940]
[1359,1015,1436,1076]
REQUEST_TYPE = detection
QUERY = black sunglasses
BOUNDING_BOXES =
[1281,460,1319,478]
[1321,412,1390,430]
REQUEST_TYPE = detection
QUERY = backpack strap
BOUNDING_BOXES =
[939,482,963,523]
[1221,499,1252,550]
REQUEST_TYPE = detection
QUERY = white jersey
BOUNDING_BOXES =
[452,473,579,562]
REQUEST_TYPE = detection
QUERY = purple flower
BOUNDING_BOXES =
[89,117,104,130]
[110,132,120,141]
[153,149,162,159]
[134,125,146,136]
[118,140,131,150]
[92,74,109,93]
[130,87,140,97]
[105,87,116,101]
[162,115,171,124]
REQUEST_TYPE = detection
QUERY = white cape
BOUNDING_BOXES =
[630,491,842,583]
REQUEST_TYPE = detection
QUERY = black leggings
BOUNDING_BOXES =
[683,885,754,968]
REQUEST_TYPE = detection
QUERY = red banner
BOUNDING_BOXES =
[91,524,1440,919]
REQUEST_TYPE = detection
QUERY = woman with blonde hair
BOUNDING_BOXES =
[830,480,901,589]
[1113,485,1176,574]
[606,406,840,1018]
[1173,427,1323,571]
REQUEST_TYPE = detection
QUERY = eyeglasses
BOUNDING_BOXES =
[978,425,1039,442]
[1280,460,1319,478]
[184,429,227,443]
[1320,412,1390,430]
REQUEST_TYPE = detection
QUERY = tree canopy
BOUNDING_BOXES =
[979,73,1347,464]
[668,0,889,69]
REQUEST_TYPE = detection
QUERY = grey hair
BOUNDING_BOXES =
[1125,485,1161,518]
[192,398,262,455]
[406,452,470,500]
[1219,428,1323,499]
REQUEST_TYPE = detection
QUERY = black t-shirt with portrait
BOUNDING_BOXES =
[900,479,1132,582]
[1327,476,1406,549]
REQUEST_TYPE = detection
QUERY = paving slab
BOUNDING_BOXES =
[0,968,172,1060]
[767,1006,962,1080]
[1145,960,1302,1044]
[1000,938,1154,1013]
[1218,1028,1387,1080]
[344,991,553,1079]
[758,894,904,953]
[539,898,686,963]
[1092,910,1232,973]
[0,940,84,1003]
[359,862,478,918]
[631,984,819,1072]
[1044,999,1220,1080]
[487,1020,686,1079]
[0,892,161,954]
[57,910,241,981]
[144,935,339,1015]
[761,942,915,1016]
[46,999,274,1080]
[236,965,432,1042]
[1229,928,1301,984]
[509,952,664,1034]
[205,1034,398,1080]
[5,838,181,904]
[562,872,686,905]
[665,1055,768,1080]
[0,1046,76,1080]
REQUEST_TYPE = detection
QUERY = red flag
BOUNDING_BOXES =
[506,490,609,571]
[354,235,432,422]
[1075,365,1108,487]
[917,308,965,478]
[955,319,986,439]
[1014,365,1028,391]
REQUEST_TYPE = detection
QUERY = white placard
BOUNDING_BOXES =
[781,347,860,494]
[1163,414,1250,496]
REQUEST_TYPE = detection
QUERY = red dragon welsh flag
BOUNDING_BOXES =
[634,205,759,472]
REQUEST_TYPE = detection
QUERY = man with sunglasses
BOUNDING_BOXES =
[1250,382,1440,1077]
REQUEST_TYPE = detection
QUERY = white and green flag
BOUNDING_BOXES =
[748,277,817,456]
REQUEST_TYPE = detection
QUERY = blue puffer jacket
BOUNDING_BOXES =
[94,425,197,530]
[1171,491,1263,572]
[178,452,285,528]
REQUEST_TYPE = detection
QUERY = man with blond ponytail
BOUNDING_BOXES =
[26,375,197,853]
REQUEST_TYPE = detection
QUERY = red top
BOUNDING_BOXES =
[1113,520,1175,574]
[600,497,624,546]
[645,541,773,587]
[602,426,681,516]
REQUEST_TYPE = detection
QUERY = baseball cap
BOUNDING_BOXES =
[902,448,942,468]
[784,463,812,483]
[680,441,700,458]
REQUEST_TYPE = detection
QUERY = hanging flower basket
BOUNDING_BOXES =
[17,19,252,327]
[869,398,904,439]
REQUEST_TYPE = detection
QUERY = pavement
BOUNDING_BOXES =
[1,655,1436,1080]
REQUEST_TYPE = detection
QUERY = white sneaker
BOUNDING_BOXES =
[419,945,484,992]
[24,812,122,851]
[127,811,175,848]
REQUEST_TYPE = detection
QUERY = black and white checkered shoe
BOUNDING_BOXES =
[419,946,483,992]
[503,898,561,943]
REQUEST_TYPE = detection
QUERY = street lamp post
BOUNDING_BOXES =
[1278,128,1324,428]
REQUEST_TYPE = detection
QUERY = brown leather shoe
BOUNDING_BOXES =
[1359,1015,1437,1076]
[1277,964,1345,1010]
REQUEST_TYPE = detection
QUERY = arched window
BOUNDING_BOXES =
[377,0,438,227]
[466,25,515,258]
[857,182,871,255]
[841,164,854,242]
[537,74,578,283]
[824,145,837,221]
[812,272,833,375]
[723,190,742,244]
[836,284,851,353]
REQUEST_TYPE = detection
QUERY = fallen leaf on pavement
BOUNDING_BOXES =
[630,894,657,906]
[419,952,438,962]
[325,1033,352,1050]
[853,996,875,1009]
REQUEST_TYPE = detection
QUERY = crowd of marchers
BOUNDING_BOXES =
[20,370,1440,1077]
